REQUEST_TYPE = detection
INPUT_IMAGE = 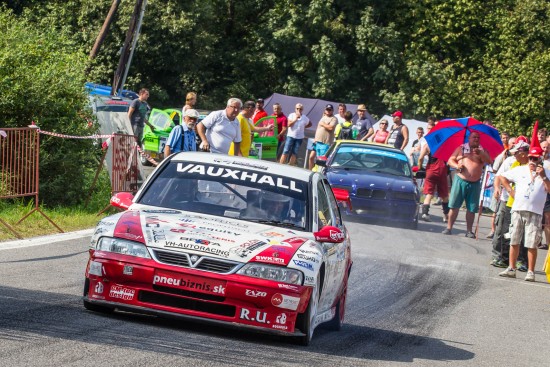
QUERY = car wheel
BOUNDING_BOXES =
[294,276,320,346]
[325,285,347,331]
[140,153,152,166]
[82,278,113,314]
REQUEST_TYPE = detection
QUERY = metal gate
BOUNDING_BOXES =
[0,127,62,238]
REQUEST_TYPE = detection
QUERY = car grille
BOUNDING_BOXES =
[139,291,235,317]
[152,249,240,274]
[356,188,387,199]
[392,191,416,201]
[152,285,225,302]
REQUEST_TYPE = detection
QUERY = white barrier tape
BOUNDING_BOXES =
[135,143,159,166]
[38,129,114,140]
[34,127,159,167]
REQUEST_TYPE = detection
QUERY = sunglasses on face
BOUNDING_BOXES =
[529,157,541,162]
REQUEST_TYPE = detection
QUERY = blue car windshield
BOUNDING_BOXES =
[331,146,412,177]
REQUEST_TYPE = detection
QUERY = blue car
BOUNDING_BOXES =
[315,141,422,229]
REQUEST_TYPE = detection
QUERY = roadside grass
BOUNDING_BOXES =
[0,202,116,242]
[0,170,117,242]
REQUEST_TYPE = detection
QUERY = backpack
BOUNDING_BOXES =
[338,124,353,140]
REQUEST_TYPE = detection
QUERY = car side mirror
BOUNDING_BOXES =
[315,157,327,167]
[314,226,345,243]
[110,192,134,210]
[331,187,352,210]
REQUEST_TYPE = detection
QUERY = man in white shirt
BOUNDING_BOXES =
[498,146,550,282]
[279,103,311,165]
[197,98,242,154]
[335,104,346,124]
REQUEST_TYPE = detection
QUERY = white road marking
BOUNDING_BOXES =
[0,229,94,251]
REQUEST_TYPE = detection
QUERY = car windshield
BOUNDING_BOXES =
[138,161,309,230]
[330,145,412,177]
[148,110,175,131]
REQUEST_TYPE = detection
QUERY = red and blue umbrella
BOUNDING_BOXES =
[424,117,503,161]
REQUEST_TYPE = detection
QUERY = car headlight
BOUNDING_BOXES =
[96,237,151,259]
[237,263,303,285]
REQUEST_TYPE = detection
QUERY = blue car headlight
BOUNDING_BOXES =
[96,237,151,259]
[237,263,303,285]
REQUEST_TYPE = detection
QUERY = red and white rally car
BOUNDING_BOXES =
[84,152,352,345]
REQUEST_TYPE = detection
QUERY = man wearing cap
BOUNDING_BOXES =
[197,98,242,154]
[443,132,493,237]
[308,104,338,169]
[497,146,550,282]
[164,109,200,156]
[229,101,273,157]
[490,141,530,268]
[253,98,268,124]
[355,104,374,141]
[386,111,409,150]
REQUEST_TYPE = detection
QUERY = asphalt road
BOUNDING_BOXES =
[1,207,549,366]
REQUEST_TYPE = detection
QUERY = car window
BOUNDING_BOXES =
[149,110,174,130]
[138,161,309,230]
[331,145,411,177]
[316,181,333,228]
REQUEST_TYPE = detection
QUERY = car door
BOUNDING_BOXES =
[313,175,346,311]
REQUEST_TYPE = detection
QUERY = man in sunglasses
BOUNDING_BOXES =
[490,141,530,270]
[498,146,550,282]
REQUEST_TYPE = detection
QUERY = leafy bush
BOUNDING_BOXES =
[0,7,101,206]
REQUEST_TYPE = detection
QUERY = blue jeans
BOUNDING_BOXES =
[283,137,303,156]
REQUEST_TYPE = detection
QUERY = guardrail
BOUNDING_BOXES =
[0,127,63,238]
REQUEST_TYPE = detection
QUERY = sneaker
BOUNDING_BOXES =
[486,231,494,239]
[537,243,549,250]
[421,213,431,222]
[516,261,528,272]
[499,267,516,278]
[443,214,448,223]
[442,228,452,235]
[490,259,508,268]
[524,271,535,282]
[465,231,476,239]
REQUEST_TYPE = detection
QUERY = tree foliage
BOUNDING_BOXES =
[0,7,99,206]
[1,0,549,151]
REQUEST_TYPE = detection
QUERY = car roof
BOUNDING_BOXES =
[334,140,407,156]
[169,152,315,182]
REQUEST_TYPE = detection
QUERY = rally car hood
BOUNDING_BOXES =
[92,208,311,266]
[326,168,416,191]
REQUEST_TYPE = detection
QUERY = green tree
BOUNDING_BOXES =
[0,8,98,206]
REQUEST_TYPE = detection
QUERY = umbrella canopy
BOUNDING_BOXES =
[424,117,503,161]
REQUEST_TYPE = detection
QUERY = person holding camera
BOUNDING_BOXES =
[497,146,550,282]
[443,132,492,237]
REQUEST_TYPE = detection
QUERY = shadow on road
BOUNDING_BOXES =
[0,285,475,364]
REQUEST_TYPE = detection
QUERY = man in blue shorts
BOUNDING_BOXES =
[308,104,338,169]
[443,132,493,237]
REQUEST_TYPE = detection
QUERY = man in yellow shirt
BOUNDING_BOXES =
[229,100,273,157]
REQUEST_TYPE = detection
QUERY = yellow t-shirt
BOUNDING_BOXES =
[229,114,252,157]
[506,161,527,207]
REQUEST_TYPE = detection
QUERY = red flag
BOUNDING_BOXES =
[530,120,541,150]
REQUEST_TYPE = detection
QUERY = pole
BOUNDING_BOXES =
[112,0,144,96]
[118,0,147,96]
[89,0,121,61]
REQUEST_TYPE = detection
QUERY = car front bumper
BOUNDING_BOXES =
[84,251,312,335]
